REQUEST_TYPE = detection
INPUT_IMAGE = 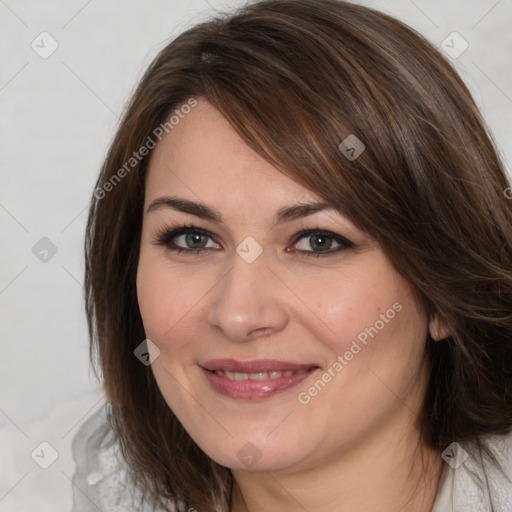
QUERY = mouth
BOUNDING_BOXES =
[199,359,320,400]
[212,368,311,380]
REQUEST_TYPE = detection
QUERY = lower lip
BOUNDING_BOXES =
[200,367,318,400]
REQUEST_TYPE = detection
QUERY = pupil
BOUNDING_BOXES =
[311,235,331,251]
[186,233,205,248]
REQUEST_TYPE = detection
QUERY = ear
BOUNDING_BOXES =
[428,314,452,342]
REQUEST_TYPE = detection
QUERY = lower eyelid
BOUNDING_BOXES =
[155,226,353,256]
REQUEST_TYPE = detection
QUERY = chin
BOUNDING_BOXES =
[192,428,315,473]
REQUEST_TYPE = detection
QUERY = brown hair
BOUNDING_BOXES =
[84,0,512,509]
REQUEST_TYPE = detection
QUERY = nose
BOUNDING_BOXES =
[207,247,289,343]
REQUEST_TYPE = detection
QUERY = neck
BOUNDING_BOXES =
[230,415,443,512]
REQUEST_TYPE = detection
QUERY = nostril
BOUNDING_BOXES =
[247,327,271,338]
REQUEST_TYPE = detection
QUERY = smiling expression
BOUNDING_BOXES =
[136,98,432,472]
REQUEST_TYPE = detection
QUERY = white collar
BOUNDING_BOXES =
[431,430,512,511]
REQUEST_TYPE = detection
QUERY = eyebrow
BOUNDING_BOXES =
[146,196,341,228]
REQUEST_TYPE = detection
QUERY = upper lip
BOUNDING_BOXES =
[200,359,318,373]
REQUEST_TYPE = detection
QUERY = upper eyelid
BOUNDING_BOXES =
[158,225,353,250]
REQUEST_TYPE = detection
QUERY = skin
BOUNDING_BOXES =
[136,98,448,512]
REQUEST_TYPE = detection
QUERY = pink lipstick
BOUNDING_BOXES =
[199,359,319,400]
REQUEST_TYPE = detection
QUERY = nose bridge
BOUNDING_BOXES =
[207,245,289,342]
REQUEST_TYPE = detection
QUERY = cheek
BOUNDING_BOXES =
[291,262,406,357]
[136,250,200,346]
[136,254,166,338]
[322,285,428,417]
[294,260,428,399]
[136,248,228,368]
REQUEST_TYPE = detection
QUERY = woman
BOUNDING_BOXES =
[75,0,512,510]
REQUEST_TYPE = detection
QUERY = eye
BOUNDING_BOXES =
[153,224,354,258]
[154,224,220,255]
[290,229,354,258]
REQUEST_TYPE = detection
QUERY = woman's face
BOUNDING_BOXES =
[137,98,432,472]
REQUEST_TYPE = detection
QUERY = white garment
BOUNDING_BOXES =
[1,389,511,511]
[69,400,179,512]
[431,429,512,511]
[0,389,105,512]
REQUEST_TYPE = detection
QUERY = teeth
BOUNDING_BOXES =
[214,369,309,380]
[224,371,247,381]
[250,372,271,380]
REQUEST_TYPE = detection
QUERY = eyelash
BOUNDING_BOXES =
[153,223,355,258]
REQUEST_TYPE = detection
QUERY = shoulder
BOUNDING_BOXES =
[70,402,180,512]
[483,427,512,465]
[478,428,512,509]
[433,429,512,512]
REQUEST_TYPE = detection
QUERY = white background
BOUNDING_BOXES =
[0,0,511,458]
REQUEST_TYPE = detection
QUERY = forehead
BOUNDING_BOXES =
[145,99,319,209]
